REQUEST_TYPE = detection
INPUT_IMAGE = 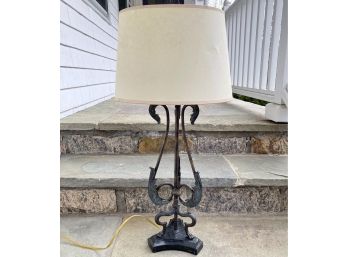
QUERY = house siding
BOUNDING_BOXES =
[60,0,118,118]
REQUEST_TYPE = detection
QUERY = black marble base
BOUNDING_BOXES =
[148,219,203,255]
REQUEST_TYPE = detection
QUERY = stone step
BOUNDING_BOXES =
[61,154,287,215]
[61,214,288,257]
[60,99,288,155]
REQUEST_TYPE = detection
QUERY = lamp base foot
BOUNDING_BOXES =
[148,219,203,255]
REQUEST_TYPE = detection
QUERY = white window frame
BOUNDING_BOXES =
[83,0,111,24]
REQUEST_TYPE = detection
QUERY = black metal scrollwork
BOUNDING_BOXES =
[147,105,202,209]
[178,172,202,208]
[148,105,161,124]
[188,105,200,125]
[147,105,203,253]
[147,105,172,206]
[180,105,202,208]
[154,209,175,235]
[178,209,197,239]
[147,105,202,233]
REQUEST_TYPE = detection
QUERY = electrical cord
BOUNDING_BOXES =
[61,214,160,252]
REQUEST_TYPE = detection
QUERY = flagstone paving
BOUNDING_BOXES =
[60,214,287,257]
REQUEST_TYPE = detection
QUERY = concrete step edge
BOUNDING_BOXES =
[60,99,288,133]
[61,154,288,188]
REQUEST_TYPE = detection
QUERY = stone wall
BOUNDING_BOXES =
[60,187,287,215]
[60,131,288,155]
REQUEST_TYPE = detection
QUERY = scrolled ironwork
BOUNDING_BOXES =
[154,209,175,235]
[148,105,161,124]
[147,104,203,253]
[180,105,202,207]
[178,171,202,208]
[178,210,197,239]
[148,104,202,209]
[147,105,173,206]
[188,105,200,125]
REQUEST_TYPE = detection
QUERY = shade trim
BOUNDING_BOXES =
[119,4,224,14]
[113,97,233,105]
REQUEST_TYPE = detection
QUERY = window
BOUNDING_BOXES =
[119,0,128,11]
[96,0,108,12]
[83,0,110,22]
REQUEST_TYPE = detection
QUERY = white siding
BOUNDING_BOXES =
[60,0,118,118]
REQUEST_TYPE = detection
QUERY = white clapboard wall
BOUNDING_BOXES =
[60,0,118,118]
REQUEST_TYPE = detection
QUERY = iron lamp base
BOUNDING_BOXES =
[147,105,203,255]
[148,218,203,255]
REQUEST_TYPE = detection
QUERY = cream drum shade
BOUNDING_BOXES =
[116,5,232,105]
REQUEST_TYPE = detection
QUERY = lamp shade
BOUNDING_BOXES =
[116,5,232,105]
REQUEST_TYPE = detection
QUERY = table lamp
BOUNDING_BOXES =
[116,5,232,255]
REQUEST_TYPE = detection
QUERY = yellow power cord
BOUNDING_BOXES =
[61,214,161,251]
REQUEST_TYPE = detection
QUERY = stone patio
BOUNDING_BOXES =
[61,214,288,257]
